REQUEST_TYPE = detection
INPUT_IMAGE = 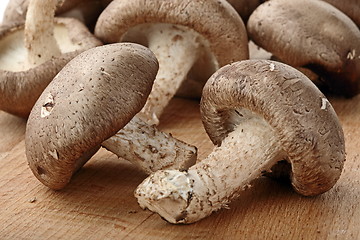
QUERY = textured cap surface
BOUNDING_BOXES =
[25,43,159,189]
[95,0,248,67]
[247,0,360,96]
[323,0,360,28]
[200,59,345,196]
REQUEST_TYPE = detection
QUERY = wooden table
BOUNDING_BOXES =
[0,96,359,239]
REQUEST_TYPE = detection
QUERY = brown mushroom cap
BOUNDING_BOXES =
[0,18,101,117]
[200,59,345,196]
[25,43,158,190]
[247,0,360,97]
[95,0,248,68]
[323,0,360,28]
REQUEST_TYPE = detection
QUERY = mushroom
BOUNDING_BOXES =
[268,55,323,89]
[247,0,360,97]
[25,43,197,190]
[55,0,104,31]
[229,0,360,28]
[322,0,360,28]
[134,60,345,224]
[101,116,197,175]
[0,0,101,117]
[97,0,265,27]
[2,0,28,25]
[2,0,103,30]
[25,0,62,67]
[95,0,248,125]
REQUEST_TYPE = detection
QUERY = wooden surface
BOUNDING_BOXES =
[0,96,359,240]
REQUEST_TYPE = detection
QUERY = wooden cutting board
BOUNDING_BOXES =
[0,96,359,239]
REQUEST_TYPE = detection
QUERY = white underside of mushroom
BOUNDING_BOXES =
[102,116,197,174]
[25,0,61,67]
[122,23,217,125]
[135,109,286,224]
[0,0,83,72]
[0,25,83,72]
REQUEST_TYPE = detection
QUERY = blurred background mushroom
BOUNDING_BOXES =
[322,0,359,29]
[0,0,101,118]
[2,0,103,31]
[247,0,360,97]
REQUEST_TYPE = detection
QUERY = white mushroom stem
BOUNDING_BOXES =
[102,116,197,174]
[135,24,201,125]
[135,116,286,224]
[25,0,61,67]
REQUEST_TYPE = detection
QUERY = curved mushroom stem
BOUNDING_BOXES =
[134,24,201,125]
[135,116,286,224]
[25,0,61,67]
[101,116,197,174]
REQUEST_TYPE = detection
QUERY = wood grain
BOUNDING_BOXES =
[0,96,359,240]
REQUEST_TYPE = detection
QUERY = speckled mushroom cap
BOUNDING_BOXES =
[25,43,159,190]
[94,0,248,67]
[247,0,360,97]
[0,18,102,118]
[200,59,345,196]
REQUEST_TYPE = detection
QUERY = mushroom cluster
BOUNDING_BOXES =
[133,0,354,223]
[135,60,345,224]
[1,0,198,190]
[1,0,354,225]
[95,0,249,125]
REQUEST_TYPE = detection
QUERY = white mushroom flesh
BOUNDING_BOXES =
[0,25,85,72]
[135,109,286,224]
[122,23,217,125]
[25,0,61,67]
[102,116,197,174]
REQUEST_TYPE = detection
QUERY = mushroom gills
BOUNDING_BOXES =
[136,109,287,224]
[122,23,218,125]
[0,24,84,72]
